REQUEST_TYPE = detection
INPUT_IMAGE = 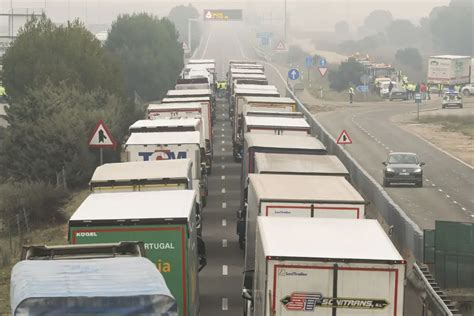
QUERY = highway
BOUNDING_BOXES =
[193,22,423,315]
[314,102,474,229]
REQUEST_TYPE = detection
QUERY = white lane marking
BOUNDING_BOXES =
[221,175,226,180]
[222,219,227,226]
[222,123,225,127]
[462,207,467,211]
[222,298,228,311]
[446,195,450,198]
[222,134,225,137]
[222,113,225,117]
[222,202,227,209]
[453,201,458,204]
[438,188,443,192]
[222,165,225,169]
[222,140,225,144]
[432,183,436,187]
[221,128,224,132]
[222,148,225,152]
[222,265,228,275]
[222,239,228,247]
[221,188,226,193]
[426,179,430,182]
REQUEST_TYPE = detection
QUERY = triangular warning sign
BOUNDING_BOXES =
[336,129,352,144]
[205,11,212,19]
[88,119,117,149]
[182,42,189,50]
[275,40,286,52]
[318,67,328,77]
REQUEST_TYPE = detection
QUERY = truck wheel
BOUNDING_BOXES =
[463,90,470,96]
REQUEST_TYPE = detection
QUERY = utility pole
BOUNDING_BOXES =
[284,0,287,41]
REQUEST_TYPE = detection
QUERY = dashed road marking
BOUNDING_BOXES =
[446,194,450,198]
[221,128,224,132]
[222,219,227,227]
[222,298,228,311]
[222,202,227,209]
[222,134,225,137]
[222,165,225,169]
[221,188,226,194]
[222,265,228,275]
[222,148,225,152]
[453,201,458,204]
[222,140,225,144]
[221,175,225,180]
[222,239,228,247]
[462,207,467,211]
[438,188,443,192]
[432,183,436,187]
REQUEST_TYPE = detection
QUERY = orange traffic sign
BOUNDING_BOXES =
[336,129,352,144]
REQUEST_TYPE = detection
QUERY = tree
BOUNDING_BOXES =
[2,15,124,100]
[395,48,423,70]
[429,0,473,55]
[386,19,418,46]
[106,13,184,101]
[363,10,393,31]
[0,83,137,187]
[334,21,349,34]
[168,4,201,50]
[287,45,306,64]
[328,58,365,92]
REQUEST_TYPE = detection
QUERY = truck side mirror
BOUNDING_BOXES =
[420,162,426,166]
[382,162,387,166]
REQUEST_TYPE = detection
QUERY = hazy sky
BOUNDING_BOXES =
[0,0,450,33]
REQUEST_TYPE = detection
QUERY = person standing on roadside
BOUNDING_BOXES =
[420,83,427,100]
[427,84,431,100]
[349,87,354,104]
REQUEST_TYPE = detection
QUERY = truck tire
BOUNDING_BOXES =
[463,89,470,96]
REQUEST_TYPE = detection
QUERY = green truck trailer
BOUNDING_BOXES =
[68,190,205,316]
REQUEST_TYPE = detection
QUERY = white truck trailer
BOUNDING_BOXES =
[242,116,310,136]
[427,55,471,85]
[240,174,366,270]
[246,217,405,316]
[124,131,208,205]
[254,153,349,179]
[242,96,296,113]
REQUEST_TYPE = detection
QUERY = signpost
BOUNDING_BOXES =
[336,130,352,145]
[356,85,369,93]
[415,93,422,120]
[275,40,287,52]
[305,56,313,86]
[88,120,116,165]
[288,68,300,81]
[203,9,243,21]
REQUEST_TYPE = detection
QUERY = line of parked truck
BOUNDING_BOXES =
[224,61,406,316]
[10,58,407,316]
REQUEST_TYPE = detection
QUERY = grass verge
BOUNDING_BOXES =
[0,188,90,314]
[417,115,474,138]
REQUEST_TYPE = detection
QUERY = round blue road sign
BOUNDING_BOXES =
[318,58,327,67]
[288,68,300,80]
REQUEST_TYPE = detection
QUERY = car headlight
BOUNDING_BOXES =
[413,168,422,173]
[386,167,394,173]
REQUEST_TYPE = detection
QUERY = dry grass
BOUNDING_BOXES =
[417,115,474,138]
[0,189,90,314]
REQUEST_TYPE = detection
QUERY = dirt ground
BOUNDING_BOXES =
[393,114,474,167]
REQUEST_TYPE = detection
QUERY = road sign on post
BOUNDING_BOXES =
[305,56,313,68]
[318,57,327,67]
[356,85,369,93]
[88,120,116,165]
[415,93,422,120]
[336,130,352,145]
[275,40,287,52]
[318,67,328,77]
[288,69,300,81]
[203,9,243,21]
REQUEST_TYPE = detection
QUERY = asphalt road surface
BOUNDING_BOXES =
[195,22,423,315]
[315,102,474,229]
